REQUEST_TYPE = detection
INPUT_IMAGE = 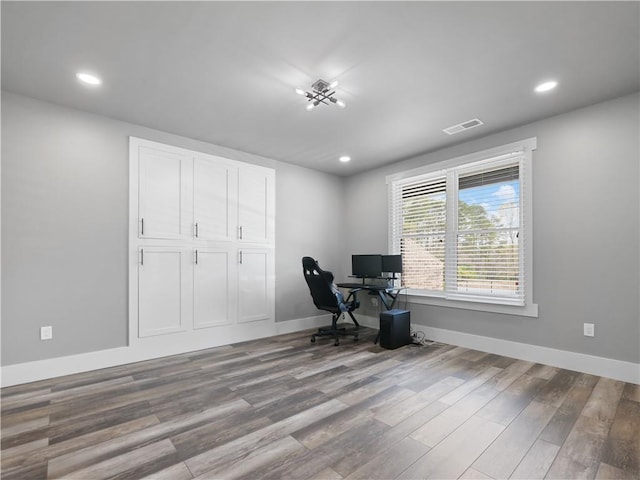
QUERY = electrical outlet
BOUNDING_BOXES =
[583,323,595,337]
[40,326,53,340]
[371,298,378,307]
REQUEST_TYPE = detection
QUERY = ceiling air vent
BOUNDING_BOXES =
[443,118,484,135]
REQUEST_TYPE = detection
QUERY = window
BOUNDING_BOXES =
[388,139,536,312]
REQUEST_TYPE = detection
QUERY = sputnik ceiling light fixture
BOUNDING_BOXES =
[296,79,346,111]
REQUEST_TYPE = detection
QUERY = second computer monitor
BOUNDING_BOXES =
[352,254,382,278]
[382,254,403,274]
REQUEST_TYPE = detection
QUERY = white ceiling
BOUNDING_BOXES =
[2,1,639,176]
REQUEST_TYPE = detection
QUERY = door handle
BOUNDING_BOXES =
[141,248,144,266]
[239,250,243,264]
[239,226,243,240]
[195,249,198,265]
[195,222,199,238]
[141,218,144,236]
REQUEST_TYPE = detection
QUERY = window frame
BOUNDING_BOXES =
[387,138,538,317]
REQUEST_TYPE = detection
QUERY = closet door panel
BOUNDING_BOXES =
[193,158,237,241]
[138,147,191,240]
[237,166,274,244]
[238,248,273,323]
[138,247,188,337]
[194,248,235,328]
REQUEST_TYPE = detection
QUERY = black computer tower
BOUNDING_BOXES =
[379,309,411,349]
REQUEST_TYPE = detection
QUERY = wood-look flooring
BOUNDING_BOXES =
[1,327,638,480]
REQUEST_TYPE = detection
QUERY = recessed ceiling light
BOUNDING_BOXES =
[534,80,558,93]
[339,156,351,163]
[76,72,102,86]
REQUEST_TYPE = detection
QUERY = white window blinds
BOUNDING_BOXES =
[390,175,447,292]
[389,150,528,306]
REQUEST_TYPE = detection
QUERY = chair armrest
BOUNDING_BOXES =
[345,288,361,303]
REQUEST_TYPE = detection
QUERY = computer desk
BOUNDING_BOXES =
[336,281,406,344]
[336,282,404,311]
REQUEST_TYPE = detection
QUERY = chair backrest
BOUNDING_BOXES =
[302,257,339,312]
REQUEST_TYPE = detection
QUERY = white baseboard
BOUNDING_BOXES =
[358,315,639,384]
[0,314,332,387]
[3,314,637,386]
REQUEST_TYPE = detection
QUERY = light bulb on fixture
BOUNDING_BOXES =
[339,156,351,163]
[306,103,316,111]
[329,97,347,108]
[329,80,339,89]
[295,88,305,96]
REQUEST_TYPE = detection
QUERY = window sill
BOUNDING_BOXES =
[402,291,539,318]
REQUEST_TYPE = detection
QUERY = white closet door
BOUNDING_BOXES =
[237,166,275,244]
[138,147,191,240]
[138,247,189,337]
[193,158,238,241]
[193,247,235,328]
[238,248,274,323]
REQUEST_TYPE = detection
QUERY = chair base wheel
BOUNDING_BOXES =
[310,336,316,343]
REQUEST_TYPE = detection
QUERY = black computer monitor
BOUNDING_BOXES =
[382,254,403,274]
[352,254,382,278]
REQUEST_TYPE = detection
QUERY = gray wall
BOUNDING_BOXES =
[3,90,638,367]
[1,91,344,365]
[344,92,640,364]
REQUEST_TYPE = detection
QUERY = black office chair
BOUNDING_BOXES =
[302,256,360,346]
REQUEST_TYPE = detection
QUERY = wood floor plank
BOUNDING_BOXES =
[471,400,557,478]
[534,368,579,407]
[331,399,449,477]
[410,384,499,447]
[373,376,464,426]
[47,400,248,478]
[139,461,193,480]
[55,438,178,480]
[622,383,640,402]
[396,415,505,480]
[169,407,273,460]
[509,438,560,479]
[546,414,611,479]
[343,436,429,480]
[526,363,559,380]
[600,398,640,474]
[484,359,536,392]
[595,462,638,480]
[458,467,494,479]
[581,377,625,425]
[476,373,547,426]
[0,415,49,439]
[336,375,401,406]
[539,372,599,446]
[49,400,154,445]
[183,399,349,477]
[438,366,502,405]
[0,438,49,464]
[292,403,374,449]
[260,417,391,480]
[194,435,306,480]
[1,460,48,480]
[1,415,160,472]
[307,467,343,480]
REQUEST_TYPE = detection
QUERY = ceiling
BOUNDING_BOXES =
[2,2,639,176]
